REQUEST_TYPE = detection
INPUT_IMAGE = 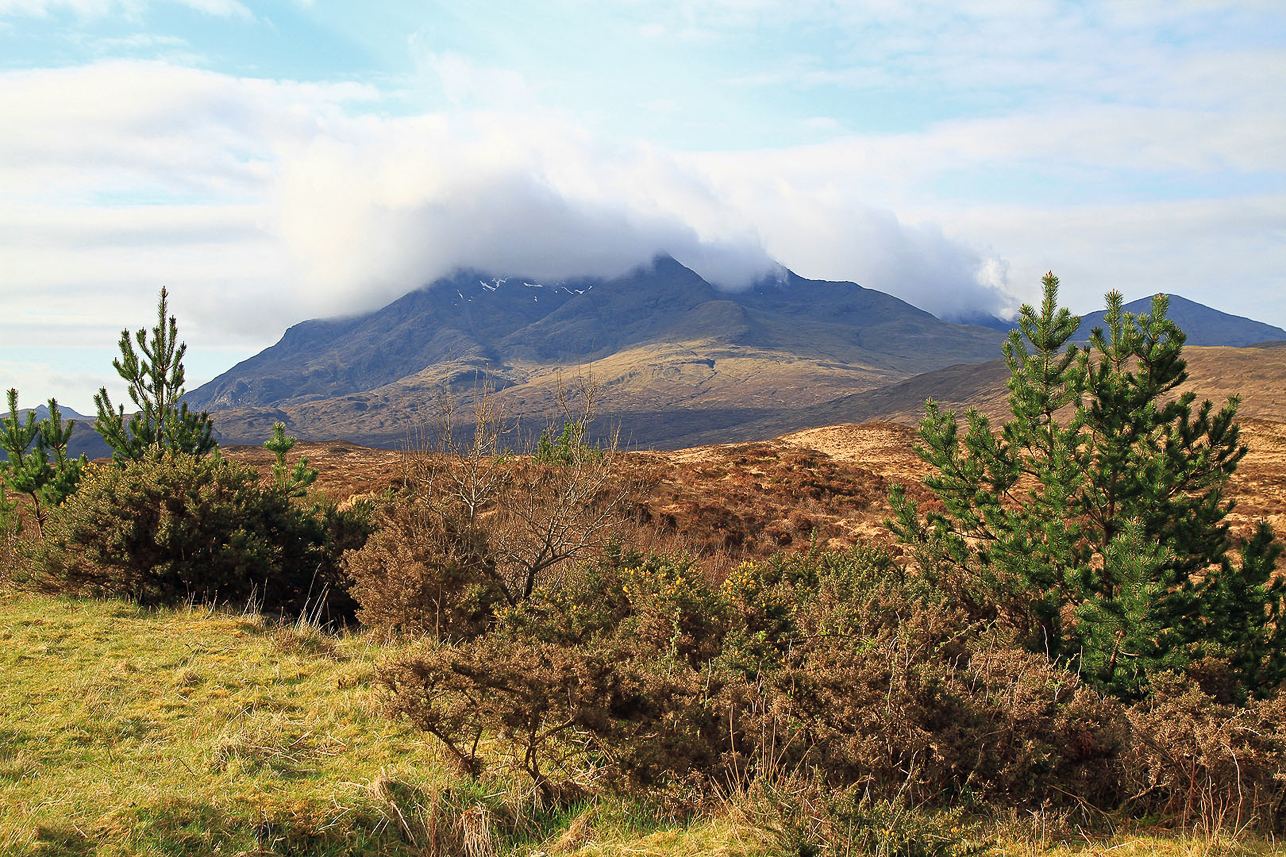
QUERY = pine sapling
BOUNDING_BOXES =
[264,422,317,498]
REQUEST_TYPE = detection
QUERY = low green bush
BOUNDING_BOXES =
[35,452,369,617]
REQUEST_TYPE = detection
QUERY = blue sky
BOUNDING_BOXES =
[2,0,1284,412]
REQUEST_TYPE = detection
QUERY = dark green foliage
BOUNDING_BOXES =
[264,422,318,497]
[94,288,217,462]
[0,390,86,537]
[534,419,600,466]
[375,541,1286,830]
[1199,520,1286,698]
[38,452,369,617]
[891,273,1284,698]
[381,550,738,798]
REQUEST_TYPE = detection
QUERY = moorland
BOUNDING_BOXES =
[4,278,1286,856]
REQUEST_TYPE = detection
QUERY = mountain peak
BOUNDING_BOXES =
[187,256,1011,447]
[1076,293,1286,347]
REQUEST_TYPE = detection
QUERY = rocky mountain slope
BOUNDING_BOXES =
[182,256,1286,450]
[189,255,1007,447]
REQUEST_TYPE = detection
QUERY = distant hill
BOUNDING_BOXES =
[1,404,111,462]
[1073,294,1286,346]
[664,341,1286,447]
[190,255,1007,448]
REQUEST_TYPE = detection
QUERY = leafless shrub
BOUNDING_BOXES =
[350,377,647,636]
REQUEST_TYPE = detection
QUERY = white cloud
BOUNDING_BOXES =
[0,358,118,416]
[421,51,533,107]
[3,46,1285,412]
[929,195,1286,320]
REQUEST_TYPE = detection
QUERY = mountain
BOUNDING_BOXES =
[961,296,1286,347]
[189,255,1008,448]
[1072,295,1286,346]
[2,404,111,462]
[189,257,1286,450]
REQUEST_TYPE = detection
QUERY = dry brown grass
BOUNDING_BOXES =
[219,414,1286,566]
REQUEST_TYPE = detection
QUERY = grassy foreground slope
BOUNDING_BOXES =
[0,592,1277,857]
[0,593,758,856]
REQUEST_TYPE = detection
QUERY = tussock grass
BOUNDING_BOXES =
[0,591,1280,856]
[0,591,450,854]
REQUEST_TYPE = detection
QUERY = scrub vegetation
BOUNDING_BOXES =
[3,279,1285,856]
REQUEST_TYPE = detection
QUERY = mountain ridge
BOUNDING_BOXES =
[183,257,1286,449]
[188,255,1008,447]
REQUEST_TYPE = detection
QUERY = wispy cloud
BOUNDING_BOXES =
[0,0,253,19]
[3,0,1284,409]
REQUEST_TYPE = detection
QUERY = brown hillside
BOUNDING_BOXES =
[224,416,1286,568]
[665,342,1286,448]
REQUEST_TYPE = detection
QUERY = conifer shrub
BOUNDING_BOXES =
[892,274,1286,700]
[36,452,368,616]
[1,391,86,539]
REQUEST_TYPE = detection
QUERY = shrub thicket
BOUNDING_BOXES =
[1123,674,1286,830]
[381,546,1149,818]
[37,452,369,616]
[347,381,642,635]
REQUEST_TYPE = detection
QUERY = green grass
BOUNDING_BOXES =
[0,591,764,856]
[0,591,1280,856]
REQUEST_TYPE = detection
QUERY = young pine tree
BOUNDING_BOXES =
[264,422,317,498]
[892,273,1283,699]
[94,288,217,461]
[0,390,86,537]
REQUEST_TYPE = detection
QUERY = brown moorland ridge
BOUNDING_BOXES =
[664,341,1286,448]
[225,415,1286,566]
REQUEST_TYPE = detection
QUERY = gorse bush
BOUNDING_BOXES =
[382,544,1286,831]
[346,497,503,637]
[347,381,643,637]
[381,545,1150,815]
[37,452,370,616]
[1123,674,1286,831]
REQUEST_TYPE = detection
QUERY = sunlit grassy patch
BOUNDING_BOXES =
[1,590,1281,857]
[0,592,444,855]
